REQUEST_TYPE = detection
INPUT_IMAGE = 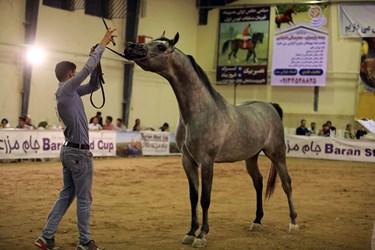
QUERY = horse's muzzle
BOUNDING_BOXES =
[124,42,148,60]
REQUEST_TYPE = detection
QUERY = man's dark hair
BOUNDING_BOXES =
[55,61,76,82]
[106,116,113,122]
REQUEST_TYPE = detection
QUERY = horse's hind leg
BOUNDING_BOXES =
[245,154,264,231]
[264,147,298,232]
[181,152,200,245]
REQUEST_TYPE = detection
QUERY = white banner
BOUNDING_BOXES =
[140,131,170,155]
[339,4,375,38]
[0,130,116,159]
[285,135,375,163]
[271,5,328,86]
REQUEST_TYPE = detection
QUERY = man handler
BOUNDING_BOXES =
[34,28,116,250]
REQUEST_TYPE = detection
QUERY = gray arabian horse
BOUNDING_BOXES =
[123,32,298,247]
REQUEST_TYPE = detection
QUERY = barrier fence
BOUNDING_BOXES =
[0,130,374,163]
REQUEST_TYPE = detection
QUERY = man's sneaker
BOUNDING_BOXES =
[34,236,57,250]
[76,240,105,250]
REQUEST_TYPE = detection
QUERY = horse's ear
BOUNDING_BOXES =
[161,31,166,38]
[172,32,179,46]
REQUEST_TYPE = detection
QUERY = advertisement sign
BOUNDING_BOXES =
[271,4,329,86]
[285,135,375,163]
[339,4,375,38]
[217,6,270,85]
[0,130,116,159]
[139,131,170,155]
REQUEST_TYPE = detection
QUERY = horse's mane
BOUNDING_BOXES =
[186,55,227,108]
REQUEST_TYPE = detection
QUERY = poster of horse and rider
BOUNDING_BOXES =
[216,4,329,85]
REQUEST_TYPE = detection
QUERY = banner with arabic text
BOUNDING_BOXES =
[217,6,270,85]
[271,4,329,86]
[339,4,375,38]
[0,130,116,159]
[285,135,375,163]
[139,131,170,155]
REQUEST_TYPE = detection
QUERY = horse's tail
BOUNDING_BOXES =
[265,163,277,199]
[265,102,283,199]
[271,102,283,120]
[221,40,231,54]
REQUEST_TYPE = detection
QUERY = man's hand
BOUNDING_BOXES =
[100,28,117,46]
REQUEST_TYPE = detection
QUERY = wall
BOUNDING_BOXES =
[0,0,366,133]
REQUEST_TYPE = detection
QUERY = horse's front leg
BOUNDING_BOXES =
[192,158,214,248]
[245,49,252,63]
[181,153,200,245]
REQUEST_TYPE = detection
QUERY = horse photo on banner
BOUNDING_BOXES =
[357,37,375,120]
[217,7,270,85]
[271,4,329,87]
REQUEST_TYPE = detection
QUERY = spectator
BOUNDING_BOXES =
[326,120,336,136]
[308,122,317,135]
[296,119,311,136]
[132,118,153,131]
[37,120,49,130]
[1,118,9,128]
[115,118,126,130]
[89,111,103,127]
[355,127,368,139]
[159,122,170,132]
[26,114,37,129]
[102,116,116,130]
[318,123,330,137]
[88,117,102,130]
[16,115,32,129]
[344,123,354,139]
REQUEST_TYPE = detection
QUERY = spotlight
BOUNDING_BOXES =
[26,46,45,65]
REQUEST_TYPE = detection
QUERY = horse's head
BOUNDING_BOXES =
[124,32,179,72]
[253,32,264,44]
[286,7,296,16]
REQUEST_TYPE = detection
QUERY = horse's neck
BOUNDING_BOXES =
[160,52,223,120]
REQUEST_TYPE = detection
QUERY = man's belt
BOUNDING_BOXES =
[63,141,90,150]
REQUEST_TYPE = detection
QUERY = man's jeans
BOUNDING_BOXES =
[42,145,93,244]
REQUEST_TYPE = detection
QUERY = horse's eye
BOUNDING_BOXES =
[158,43,167,51]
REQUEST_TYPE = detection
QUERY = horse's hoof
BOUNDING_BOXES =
[250,222,262,231]
[182,234,195,245]
[289,223,299,233]
[192,237,207,248]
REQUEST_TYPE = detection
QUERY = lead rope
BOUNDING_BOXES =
[90,59,106,109]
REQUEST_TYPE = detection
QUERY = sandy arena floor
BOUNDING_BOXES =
[0,156,374,250]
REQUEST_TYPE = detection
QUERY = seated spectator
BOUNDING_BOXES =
[103,116,116,130]
[159,122,170,132]
[326,120,336,136]
[355,127,368,139]
[88,117,102,130]
[308,122,317,135]
[344,123,354,139]
[1,118,10,128]
[115,118,127,130]
[318,123,330,137]
[89,111,103,127]
[16,115,32,129]
[132,118,153,131]
[26,114,37,129]
[37,120,48,130]
[296,119,311,136]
